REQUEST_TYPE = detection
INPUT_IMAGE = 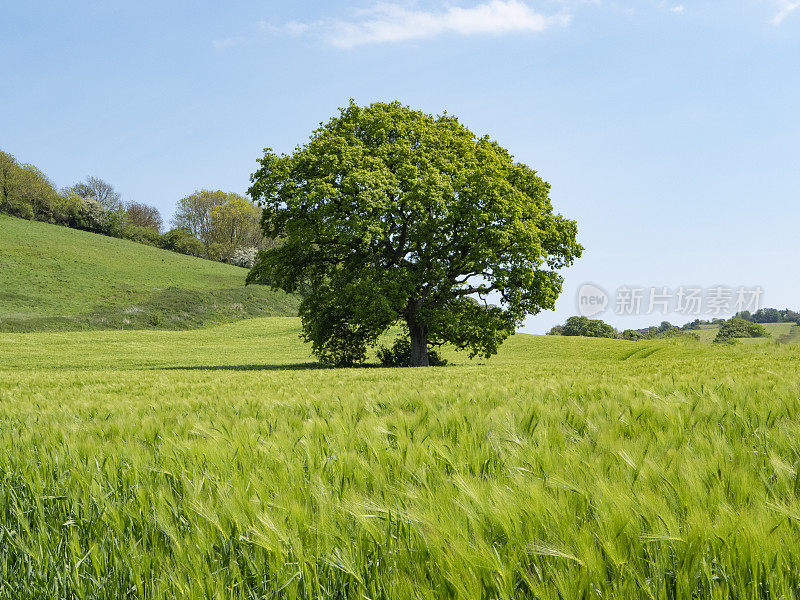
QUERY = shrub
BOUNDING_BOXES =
[561,316,617,338]
[52,190,85,227]
[125,202,162,231]
[378,337,448,367]
[0,151,60,221]
[123,224,164,247]
[159,228,205,257]
[230,246,258,268]
[620,329,644,341]
[74,197,109,232]
[714,317,769,343]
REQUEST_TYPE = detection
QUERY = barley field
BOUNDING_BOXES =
[1,318,800,599]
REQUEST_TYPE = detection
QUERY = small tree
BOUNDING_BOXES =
[160,228,205,257]
[560,316,616,338]
[230,246,259,268]
[248,101,582,366]
[714,317,769,343]
[0,151,60,221]
[126,202,162,231]
[73,176,123,211]
[173,190,264,260]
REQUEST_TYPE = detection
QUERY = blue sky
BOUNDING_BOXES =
[2,0,798,332]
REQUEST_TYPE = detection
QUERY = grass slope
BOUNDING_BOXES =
[2,320,800,598]
[0,215,297,331]
[695,322,798,344]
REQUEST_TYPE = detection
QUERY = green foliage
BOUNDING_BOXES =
[123,223,164,246]
[248,101,582,366]
[1,151,274,267]
[72,175,123,211]
[0,150,60,221]
[125,201,163,231]
[559,315,617,338]
[377,336,448,367]
[714,317,770,343]
[741,307,800,323]
[619,324,699,342]
[173,190,265,261]
[0,215,298,332]
[2,319,800,598]
[619,328,644,341]
[159,227,205,256]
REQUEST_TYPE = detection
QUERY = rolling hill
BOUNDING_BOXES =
[0,214,298,331]
[695,322,798,344]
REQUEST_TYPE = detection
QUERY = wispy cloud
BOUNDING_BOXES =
[771,0,800,25]
[264,1,569,49]
[655,1,684,15]
[212,37,239,50]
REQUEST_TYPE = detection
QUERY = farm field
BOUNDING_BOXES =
[2,318,800,598]
[0,215,297,332]
[694,322,797,343]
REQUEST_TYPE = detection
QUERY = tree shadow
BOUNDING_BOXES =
[151,362,324,372]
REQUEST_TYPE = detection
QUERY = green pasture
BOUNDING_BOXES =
[2,319,800,598]
[694,322,796,344]
[0,215,297,331]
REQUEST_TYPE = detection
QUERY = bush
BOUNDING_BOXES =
[620,329,644,341]
[230,246,258,268]
[52,190,85,227]
[561,316,617,338]
[5,197,34,219]
[159,228,205,257]
[0,151,60,221]
[125,202,162,231]
[74,197,108,232]
[378,337,448,367]
[123,224,164,247]
[714,317,769,343]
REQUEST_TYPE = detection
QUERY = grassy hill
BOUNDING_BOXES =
[695,322,798,343]
[0,214,297,331]
[2,319,800,597]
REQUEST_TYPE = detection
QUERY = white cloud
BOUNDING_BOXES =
[772,0,800,25]
[270,1,569,48]
[656,1,684,15]
[259,20,311,36]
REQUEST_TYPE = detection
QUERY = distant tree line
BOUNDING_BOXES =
[548,312,792,342]
[735,308,800,324]
[548,316,700,341]
[0,150,273,267]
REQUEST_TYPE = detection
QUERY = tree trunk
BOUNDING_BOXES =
[408,321,429,367]
[406,299,429,367]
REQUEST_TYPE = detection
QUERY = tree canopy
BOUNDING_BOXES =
[248,101,583,366]
[125,202,163,232]
[556,316,617,339]
[714,317,769,343]
[173,190,264,261]
[73,176,123,211]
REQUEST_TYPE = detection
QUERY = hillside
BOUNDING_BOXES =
[695,322,798,343]
[0,215,297,331]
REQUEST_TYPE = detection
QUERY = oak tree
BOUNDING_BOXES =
[248,101,582,366]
